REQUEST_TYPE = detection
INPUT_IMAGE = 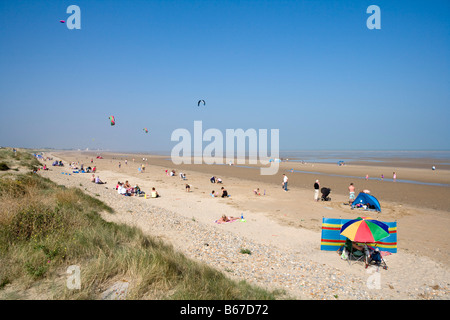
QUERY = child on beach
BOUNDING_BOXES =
[151,187,159,198]
[211,190,217,197]
[134,185,142,196]
[185,184,190,192]
[254,188,261,195]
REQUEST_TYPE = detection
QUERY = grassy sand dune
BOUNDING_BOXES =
[0,149,281,300]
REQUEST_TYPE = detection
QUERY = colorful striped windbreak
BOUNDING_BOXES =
[321,217,397,253]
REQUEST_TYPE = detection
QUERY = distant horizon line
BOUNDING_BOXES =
[6,146,450,153]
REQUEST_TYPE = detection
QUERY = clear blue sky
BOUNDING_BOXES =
[1,0,449,152]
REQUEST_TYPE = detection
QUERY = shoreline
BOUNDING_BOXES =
[67,150,450,211]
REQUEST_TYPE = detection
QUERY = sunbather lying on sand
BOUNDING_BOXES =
[215,215,240,224]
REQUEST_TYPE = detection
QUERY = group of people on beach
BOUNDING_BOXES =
[310,170,399,204]
[116,180,141,196]
[114,179,160,198]
[210,187,228,198]
[210,176,223,184]
[365,172,397,182]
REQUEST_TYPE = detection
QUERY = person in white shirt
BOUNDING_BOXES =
[282,174,288,191]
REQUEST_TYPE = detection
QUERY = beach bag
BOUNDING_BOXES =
[340,248,348,260]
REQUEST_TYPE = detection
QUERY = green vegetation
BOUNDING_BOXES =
[0,148,41,172]
[0,150,283,300]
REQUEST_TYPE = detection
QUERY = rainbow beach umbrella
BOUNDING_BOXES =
[340,217,389,243]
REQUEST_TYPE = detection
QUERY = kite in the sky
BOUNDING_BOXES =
[197,100,205,106]
[109,116,115,126]
[143,128,148,133]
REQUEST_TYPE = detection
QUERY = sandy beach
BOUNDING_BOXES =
[37,150,450,299]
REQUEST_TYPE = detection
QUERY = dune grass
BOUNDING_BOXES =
[0,148,41,171]
[0,152,283,300]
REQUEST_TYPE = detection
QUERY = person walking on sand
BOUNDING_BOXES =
[348,183,355,204]
[314,180,320,201]
[393,172,397,182]
[282,174,288,192]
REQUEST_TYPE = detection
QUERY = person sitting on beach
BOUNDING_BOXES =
[119,183,131,196]
[134,185,142,196]
[185,184,190,192]
[344,238,365,256]
[151,187,160,198]
[95,176,106,184]
[221,187,228,198]
[90,174,96,183]
[217,177,223,184]
[254,188,261,195]
[352,241,364,251]
[210,176,216,183]
[210,190,217,197]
